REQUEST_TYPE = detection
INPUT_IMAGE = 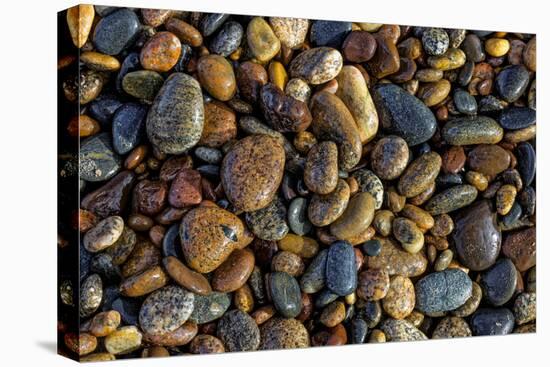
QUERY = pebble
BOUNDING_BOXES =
[452,282,482,317]
[272,251,304,276]
[363,239,382,257]
[496,184,517,215]
[141,8,171,27]
[140,32,181,72]
[326,241,357,296]
[180,206,247,273]
[441,116,503,145]
[495,65,530,102]
[197,55,237,102]
[189,334,225,354]
[381,319,427,342]
[200,101,237,148]
[453,89,477,115]
[245,198,289,240]
[83,216,124,253]
[288,197,312,236]
[357,268,390,301]
[168,169,202,207]
[434,249,453,272]
[308,179,350,226]
[278,234,319,258]
[195,146,223,164]
[200,13,229,37]
[330,193,375,240]
[371,136,409,180]
[139,286,194,335]
[88,94,124,125]
[502,227,536,272]
[146,73,204,154]
[269,17,309,49]
[498,107,536,130]
[104,326,143,355]
[368,237,428,277]
[467,144,510,176]
[424,184,478,215]
[303,141,338,194]
[432,317,472,339]
[80,170,135,218]
[112,103,147,155]
[81,51,120,71]
[286,78,312,103]
[422,28,449,56]
[260,83,312,133]
[310,20,352,48]
[485,38,510,57]
[342,31,377,62]
[367,34,400,78]
[65,332,97,356]
[120,265,168,297]
[427,48,466,71]
[212,249,255,292]
[470,308,514,336]
[236,62,268,103]
[300,249,328,293]
[382,275,415,319]
[165,18,203,47]
[480,259,518,306]
[217,310,260,351]
[269,271,302,318]
[392,217,424,253]
[121,241,161,278]
[513,292,536,325]
[221,134,285,212]
[163,256,211,295]
[189,292,231,324]
[452,200,501,271]
[461,34,484,62]
[260,317,310,349]
[80,274,103,317]
[415,269,472,313]
[310,91,361,170]
[67,4,95,48]
[90,310,121,337]
[93,9,140,55]
[372,83,437,146]
[122,70,164,102]
[209,21,243,56]
[523,37,536,71]
[247,17,281,63]
[350,318,369,344]
[398,151,441,198]
[516,142,536,187]
[79,133,122,182]
[289,47,343,85]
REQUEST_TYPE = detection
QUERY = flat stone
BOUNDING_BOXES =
[93,9,140,55]
[139,286,194,335]
[79,133,122,182]
[325,241,357,296]
[415,269,472,313]
[441,116,503,146]
[246,198,289,241]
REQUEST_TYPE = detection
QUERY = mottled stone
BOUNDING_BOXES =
[122,71,163,102]
[367,237,428,277]
[189,292,231,324]
[381,319,427,341]
[288,197,312,236]
[300,249,327,293]
[104,326,142,355]
[383,275,415,319]
[357,268,389,302]
[372,83,437,146]
[432,316,472,339]
[415,269,472,313]
[93,9,140,55]
[146,73,204,154]
[452,200,501,271]
[217,310,260,351]
[83,216,124,253]
[269,17,309,49]
[308,179,350,226]
[247,17,281,63]
[392,217,424,254]
[260,83,312,133]
[303,141,338,194]
[468,144,510,176]
[427,48,466,71]
[424,185,478,215]
[90,310,121,337]
[199,101,237,148]
[139,286,194,335]
[442,116,503,145]
[502,227,536,272]
[200,13,229,37]
[221,134,285,212]
[189,334,225,354]
[342,31,377,62]
[140,32,181,72]
[330,193,375,240]
[212,249,255,292]
[422,28,449,56]
[513,292,536,325]
[289,47,343,85]
[310,20,352,48]
[246,198,289,241]
[209,21,243,56]
[236,61,268,103]
[326,241,357,296]
[499,107,536,130]
[80,133,122,182]
[80,274,103,317]
[168,169,202,207]
[398,152,441,198]
[371,136,409,180]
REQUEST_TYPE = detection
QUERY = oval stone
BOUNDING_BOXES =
[93,9,140,55]
[269,271,302,318]
[441,116,503,146]
[398,151,442,198]
[381,319,427,341]
[300,249,327,294]
[162,256,212,296]
[310,20,351,48]
[217,310,260,352]
[289,47,343,85]
[140,31,181,72]
[424,185,478,215]
[468,144,511,176]
[310,91,362,171]
[139,286,194,335]
[146,73,204,154]
[288,197,312,236]
[121,70,164,102]
[330,192,375,240]
[415,269,473,313]
[470,308,514,336]
[516,142,536,187]
[480,259,518,306]
[308,179,350,227]
[212,249,255,292]
[83,216,124,253]
[221,134,285,212]
[452,200,501,271]
[189,292,231,324]
[112,103,147,155]
[372,83,437,146]
[304,141,338,194]
[502,227,536,272]
[260,318,310,349]
[498,107,536,130]
[245,198,289,241]
[209,21,243,57]
[495,65,530,103]
[371,136,409,180]
[269,17,309,49]
[247,17,280,63]
[367,237,428,277]
[79,133,122,182]
[325,241,357,296]
[197,55,237,102]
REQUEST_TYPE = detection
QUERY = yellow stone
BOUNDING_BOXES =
[427,48,466,71]
[66,4,95,48]
[247,17,281,63]
[269,61,288,90]
[485,38,510,57]
[277,234,319,258]
[81,51,121,71]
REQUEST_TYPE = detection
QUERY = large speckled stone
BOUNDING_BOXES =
[246,198,289,241]
[336,65,379,143]
[398,152,441,198]
[452,200,501,271]
[79,133,122,182]
[308,179,350,227]
[269,17,309,49]
[139,286,194,335]
[146,73,204,154]
[381,319,427,341]
[367,237,428,277]
[217,310,260,352]
[189,292,232,324]
[372,83,437,146]
[93,9,140,55]
[304,141,338,194]
[371,136,409,180]
[415,269,472,313]
[260,318,310,349]
[441,116,503,146]
[424,185,478,215]
[382,275,415,319]
[310,91,362,171]
[326,241,357,296]
[289,47,343,85]
[221,134,285,212]
[180,206,247,273]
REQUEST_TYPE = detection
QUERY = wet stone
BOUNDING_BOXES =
[422,28,449,56]
[189,292,232,324]
[424,184,478,215]
[372,83,437,146]
[163,256,212,296]
[502,227,536,272]
[351,169,384,209]
[260,317,310,350]
[140,32,181,73]
[197,55,237,102]
[93,9,140,55]
[310,20,352,48]
[308,179,350,227]
[300,249,327,294]
[330,192,375,240]
[516,142,536,187]
[371,136,409,180]
[122,71,164,102]
[80,133,122,182]
[467,144,510,176]
[480,259,518,306]
[498,107,536,130]
[382,275,415,319]
[453,89,477,115]
[367,237,428,277]
[342,31,377,62]
[495,65,530,103]
[304,141,338,194]
[212,249,255,292]
[326,241,357,296]
[209,21,243,56]
[83,216,124,253]
[288,197,312,236]
[470,308,515,336]
[398,152,441,198]
[513,292,536,325]
[357,268,390,301]
[112,103,147,155]
[269,271,302,318]
[441,116,503,146]
[217,310,260,352]
[260,83,312,133]
[415,269,472,313]
[200,13,229,37]
[80,274,103,318]
[139,286,195,335]
[381,319,427,342]
[104,326,143,355]
[247,17,281,63]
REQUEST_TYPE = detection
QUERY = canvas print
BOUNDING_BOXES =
[57,4,536,362]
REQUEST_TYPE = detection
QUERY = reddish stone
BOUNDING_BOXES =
[134,179,168,216]
[169,169,202,207]
[502,227,536,272]
[442,146,466,174]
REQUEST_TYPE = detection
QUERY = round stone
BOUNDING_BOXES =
[268,271,302,318]
[139,286,194,335]
[140,32,181,72]
[209,21,243,56]
[357,268,390,301]
[371,136,409,180]
[342,31,377,62]
[260,318,310,350]
[189,292,231,324]
[217,310,260,352]
[422,28,449,56]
